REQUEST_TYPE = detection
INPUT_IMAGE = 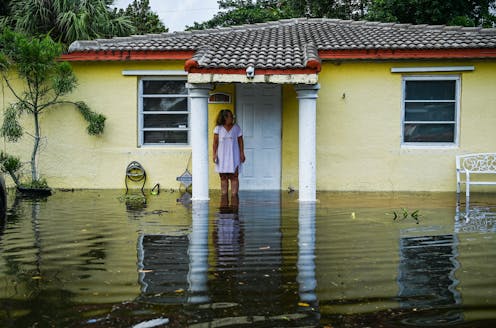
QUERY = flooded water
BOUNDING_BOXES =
[0,189,495,327]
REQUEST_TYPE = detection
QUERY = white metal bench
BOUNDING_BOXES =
[456,153,496,202]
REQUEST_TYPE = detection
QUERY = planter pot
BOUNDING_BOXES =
[16,186,52,197]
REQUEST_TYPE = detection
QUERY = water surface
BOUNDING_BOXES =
[0,190,495,327]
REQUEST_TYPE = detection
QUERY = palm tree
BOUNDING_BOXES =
[0,0,11,29]
[9,0,135,45]
[0,0,10,16]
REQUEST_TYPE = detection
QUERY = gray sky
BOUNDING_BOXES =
[113,0,220,32]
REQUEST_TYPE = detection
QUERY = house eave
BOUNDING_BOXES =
[60,50,195,61]
[187,72,318,84]
[60,48,496,68]
[319,48,496,60]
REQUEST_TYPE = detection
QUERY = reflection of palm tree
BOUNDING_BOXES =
[1,194,21,244]
[0,175,6,217]
[1,195,44,296]
[0,175,6,236]
[0,209,4,241]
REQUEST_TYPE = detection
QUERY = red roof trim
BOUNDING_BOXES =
[184,58,199,71]
[187,67,318,75]
[319,48,496,60]
[306,59,322,72]
[60,50,195,61]
[60,48,496,66]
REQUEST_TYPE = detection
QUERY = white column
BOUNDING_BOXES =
[295,84,320,202]
[187,83,213,201]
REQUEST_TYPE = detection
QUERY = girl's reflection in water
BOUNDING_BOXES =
[213,194,242,271]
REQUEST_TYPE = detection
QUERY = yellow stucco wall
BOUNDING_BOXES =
[281,84,299,191]
[1,59,495,191]
[1,61,194,189]
[314,60,496,191]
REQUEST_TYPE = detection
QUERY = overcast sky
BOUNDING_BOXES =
[113,0,220,32]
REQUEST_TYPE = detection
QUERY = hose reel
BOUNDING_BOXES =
[125,161,146,193]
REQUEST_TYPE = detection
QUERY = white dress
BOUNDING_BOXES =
[214,124,242,173]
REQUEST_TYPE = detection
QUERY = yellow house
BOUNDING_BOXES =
[4,18,496,200]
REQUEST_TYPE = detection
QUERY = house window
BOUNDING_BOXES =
[139,78,189,145]
[402,76,460,145]
[208,92,231,104]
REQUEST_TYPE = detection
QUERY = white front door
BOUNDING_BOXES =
[236,84,281,190]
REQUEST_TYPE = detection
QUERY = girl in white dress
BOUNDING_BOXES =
[212,109,246,196]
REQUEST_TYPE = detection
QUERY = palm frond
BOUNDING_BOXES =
[10,0,134,44]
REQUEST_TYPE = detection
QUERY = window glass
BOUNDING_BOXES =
[143,98,188,112]
[404,123,455,142]
[402,78,458,145]
[208,93,231,103]
[144,131,188,144]
[139,79,189,146]
[143,114,188,128]
[143,81,187,95]
[404,102,455,121]
[405,81,455,100]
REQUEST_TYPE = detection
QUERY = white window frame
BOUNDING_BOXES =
[401,75,461,148]
[138,76,189,147]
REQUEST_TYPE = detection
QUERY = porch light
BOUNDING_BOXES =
[246,65,255,79]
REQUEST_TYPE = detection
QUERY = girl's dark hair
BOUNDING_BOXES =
[215,109,234,126]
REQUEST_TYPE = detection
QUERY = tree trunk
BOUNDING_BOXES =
[7,170,20,187]
[31,111,40,182]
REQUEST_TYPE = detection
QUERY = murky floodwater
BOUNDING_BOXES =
[0,189,495,327]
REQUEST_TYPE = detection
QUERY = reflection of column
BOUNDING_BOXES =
[297,202,317,304]
[187,83,213,201]
[188,200,210,303]
[295,84,320,202]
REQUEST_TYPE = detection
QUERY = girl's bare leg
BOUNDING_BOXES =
[231,176,239,196]
[220,193,229,209]
[230,193,239,210]
[230,168,240,196]
[220,175,229,195]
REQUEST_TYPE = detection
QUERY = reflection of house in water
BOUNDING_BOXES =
[210,194,285,314]
[136,201,209,304]
[137,234,190,303]
[135,193,319,326]
[398,234,463,325]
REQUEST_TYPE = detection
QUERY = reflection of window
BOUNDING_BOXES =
[208,92,231,104]
[397,234,463,325]
[402,76,459,145]
[137,234,189,303]
[139,78,189,145]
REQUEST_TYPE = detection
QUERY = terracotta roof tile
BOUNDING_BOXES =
[67,18,496,69]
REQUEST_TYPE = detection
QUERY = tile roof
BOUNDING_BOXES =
[67,18,496,70]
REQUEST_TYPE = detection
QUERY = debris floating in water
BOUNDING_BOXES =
[388,208,422,224]
[132,317,169,328]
